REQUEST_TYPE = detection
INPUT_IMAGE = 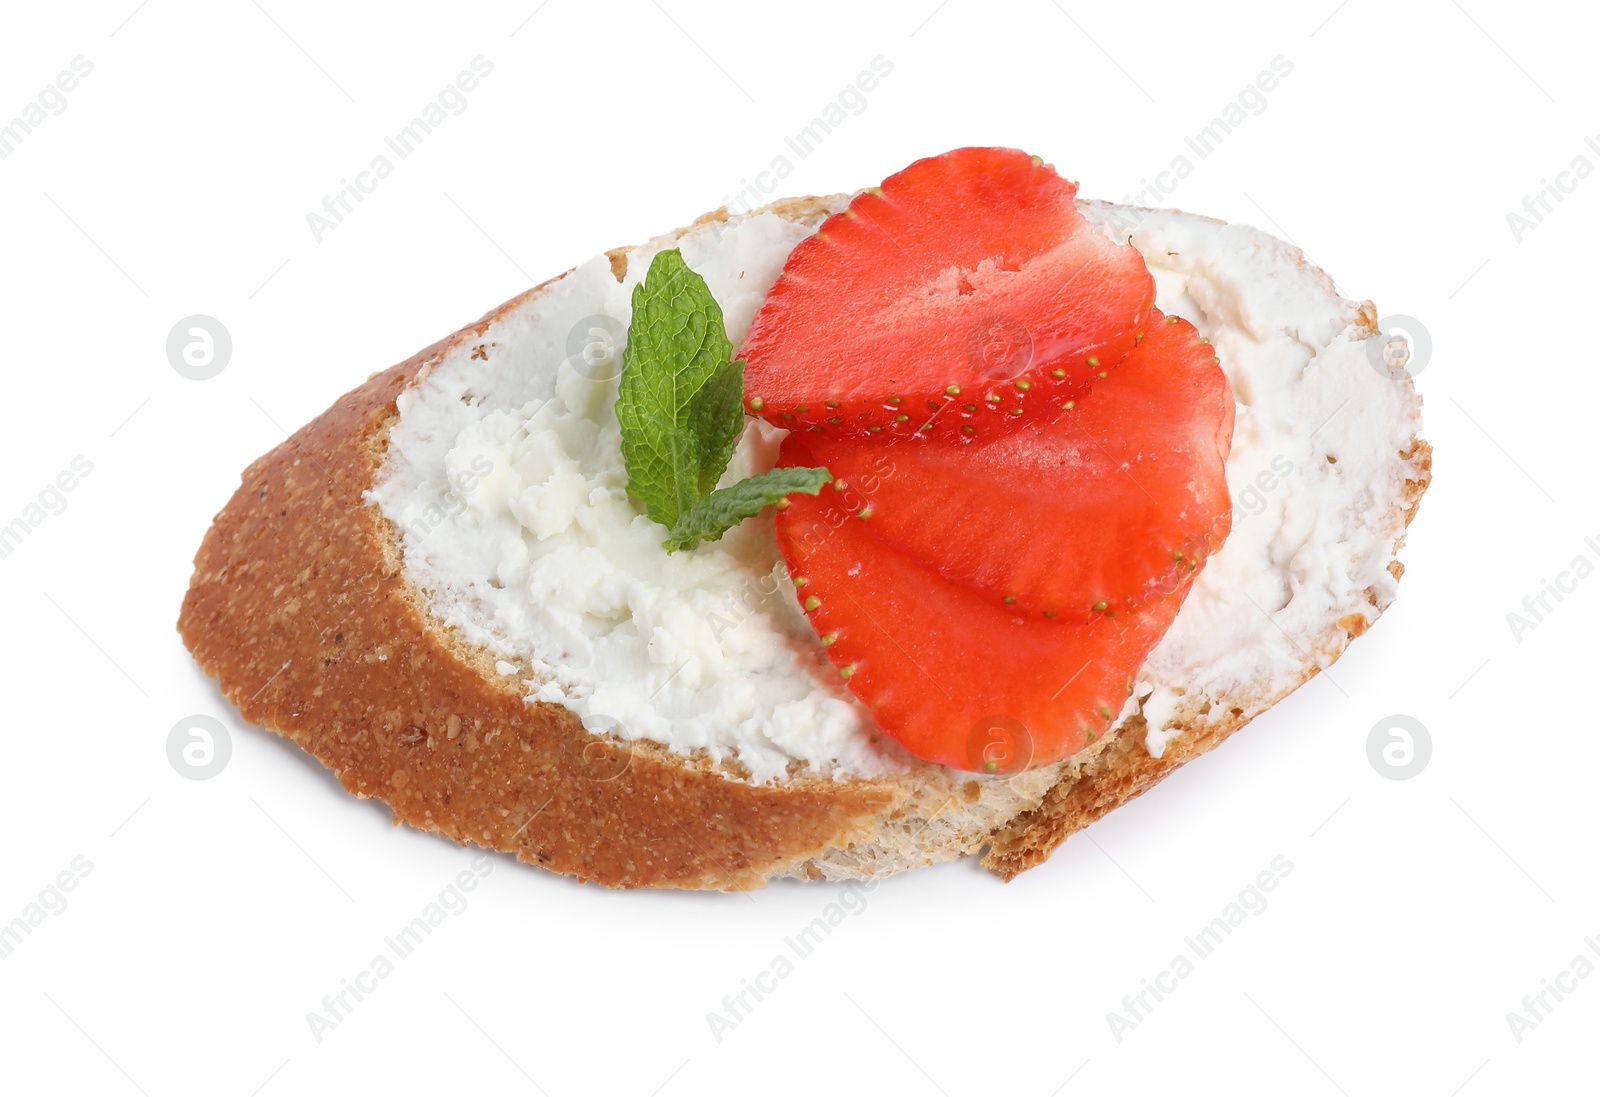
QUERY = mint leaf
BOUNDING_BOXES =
[616,249,741,530]
[616,247,830,553]
[665,467,833,552]
[687,356,746,498]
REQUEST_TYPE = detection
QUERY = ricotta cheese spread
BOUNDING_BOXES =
[369,198,1420,781]
[1077,203,1419,755]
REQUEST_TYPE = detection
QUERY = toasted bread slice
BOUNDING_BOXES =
[178,195,1429,889]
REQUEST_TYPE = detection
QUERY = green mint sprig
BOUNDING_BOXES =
[616,248,830,552]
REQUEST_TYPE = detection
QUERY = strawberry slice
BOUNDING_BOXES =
[786,311,1234,617]
[776,438,1187,772]
[739,147,1155,439]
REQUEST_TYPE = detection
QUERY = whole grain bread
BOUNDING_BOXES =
[177,196,1430,889]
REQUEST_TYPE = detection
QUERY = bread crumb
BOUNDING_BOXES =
[1337,612,1370,637]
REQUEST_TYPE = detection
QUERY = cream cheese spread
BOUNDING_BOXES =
[369,198,1419,781]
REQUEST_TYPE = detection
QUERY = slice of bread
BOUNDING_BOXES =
[178,194,1429,889]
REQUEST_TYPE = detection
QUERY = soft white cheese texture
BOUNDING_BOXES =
[1075,203,1419,755]
[370,198,1420,781]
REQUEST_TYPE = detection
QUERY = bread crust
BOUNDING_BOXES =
[178,196,1429,889]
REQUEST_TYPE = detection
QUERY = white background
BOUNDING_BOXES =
[0,1,1591,1094]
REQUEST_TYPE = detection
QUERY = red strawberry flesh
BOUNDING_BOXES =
[776,440,1188,772]
[739,147,1155,439]
[786,311,1234,617]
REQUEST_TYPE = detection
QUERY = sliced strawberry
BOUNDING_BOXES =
[776,436,1187,772]
[785,311,1234,617]
[739,147,1155,439]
